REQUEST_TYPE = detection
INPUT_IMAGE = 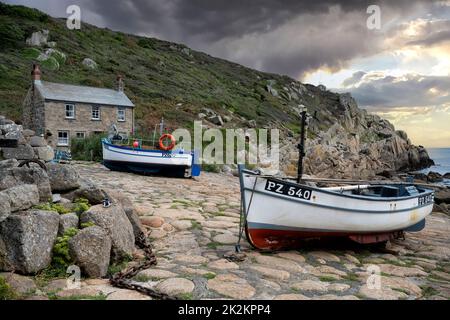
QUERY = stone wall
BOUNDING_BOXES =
[0,115,54,162]
[44,102,133,149]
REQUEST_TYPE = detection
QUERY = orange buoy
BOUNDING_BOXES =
[159,134,176,151]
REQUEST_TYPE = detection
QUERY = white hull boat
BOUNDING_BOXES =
[238,166,435,249]
[102,138,201,177]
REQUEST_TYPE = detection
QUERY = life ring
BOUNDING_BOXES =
[159,134,176,151]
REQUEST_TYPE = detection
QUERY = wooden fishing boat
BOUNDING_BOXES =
[236,107,434,250]
[238,166,434,249]
[102,121,200,178]
[102,138,200,177]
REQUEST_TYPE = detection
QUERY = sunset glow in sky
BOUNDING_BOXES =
[5,0,450,147]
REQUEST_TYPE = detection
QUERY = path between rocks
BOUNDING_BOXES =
[50,163,450,300]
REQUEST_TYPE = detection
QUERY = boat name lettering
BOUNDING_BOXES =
[418,194,434,206]
[265,179,312,200]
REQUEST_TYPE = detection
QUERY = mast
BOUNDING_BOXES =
[297,106,307,183]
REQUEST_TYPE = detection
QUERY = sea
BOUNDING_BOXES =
[420,148,450,186]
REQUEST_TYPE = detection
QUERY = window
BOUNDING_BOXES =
[57,131,69,146]
[117,107,126,122]
[91,106,100,120]
[65,104,75,119]
[75,132,85,139]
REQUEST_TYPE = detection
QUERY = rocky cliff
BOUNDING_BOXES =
[278,91,433,179]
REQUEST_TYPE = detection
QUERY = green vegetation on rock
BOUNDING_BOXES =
[73,198,90,214]
[33,202,70,215]
[0,276,17,300]
[51,227,78,271]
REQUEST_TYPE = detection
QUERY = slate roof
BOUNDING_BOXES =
[34,81,134,107]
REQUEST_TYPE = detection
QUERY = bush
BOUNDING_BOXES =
[202,163,222,173]
[73,198,90,214]
[21,47,41,60]
[71,134,106,161]
[0,276,17,300]
[40,56,59,71]
[33,202,70,215]
[52,227,78,269]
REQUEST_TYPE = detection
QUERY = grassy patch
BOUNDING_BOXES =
[0,276,18,300]
[392,287,409,295]
[319,276,338,282]
[178,293,193,300]
[190,220,202,230]
[51,228,79,270]
[49,293,107,300]
[107,257,132,277]
[206,242,221,250]
[202,164,222,173]
[73,198,91,214]
[203,273,216,280]
[342,273,359,282]
[33,202,70,215]
[420,285,438,298]
[132,274,152,283]
[80,221,95,229]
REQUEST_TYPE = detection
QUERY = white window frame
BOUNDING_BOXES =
[65,104,75,119]
[75,132,85,139]
[57,131,69,146]
[91,105,100,120]
[117,107,126,122]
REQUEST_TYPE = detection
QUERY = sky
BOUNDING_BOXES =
[4,0,450,147]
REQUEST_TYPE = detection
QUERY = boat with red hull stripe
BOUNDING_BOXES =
[238,165,434,250]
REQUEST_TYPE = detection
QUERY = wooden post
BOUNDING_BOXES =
[297,108,307,184]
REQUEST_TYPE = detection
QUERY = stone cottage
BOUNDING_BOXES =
[22,64,135,149]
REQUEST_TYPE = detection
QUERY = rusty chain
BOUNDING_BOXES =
[109,231,178,300]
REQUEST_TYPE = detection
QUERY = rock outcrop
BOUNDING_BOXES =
[0,116,54,162]
[69,226,112,278]
[0,166,52,202]
[46,163,80,192]
[80,204,135,261]
[0,142,141,278]
[0,210,60,274]
[279,93,433,178]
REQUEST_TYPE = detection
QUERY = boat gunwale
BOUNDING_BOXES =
[240,168,434,203]
[102,139,192,159]
[242,186,434,214]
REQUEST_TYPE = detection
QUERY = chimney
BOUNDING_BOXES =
[31,64,41,81]
[116,75,124,92]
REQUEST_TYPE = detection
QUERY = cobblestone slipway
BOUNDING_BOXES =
[47,163,450,300]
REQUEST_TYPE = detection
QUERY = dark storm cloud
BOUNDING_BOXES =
[342,73,450,110]
[3,0,439,77]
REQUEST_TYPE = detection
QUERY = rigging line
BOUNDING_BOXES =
[236,176,258,252]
